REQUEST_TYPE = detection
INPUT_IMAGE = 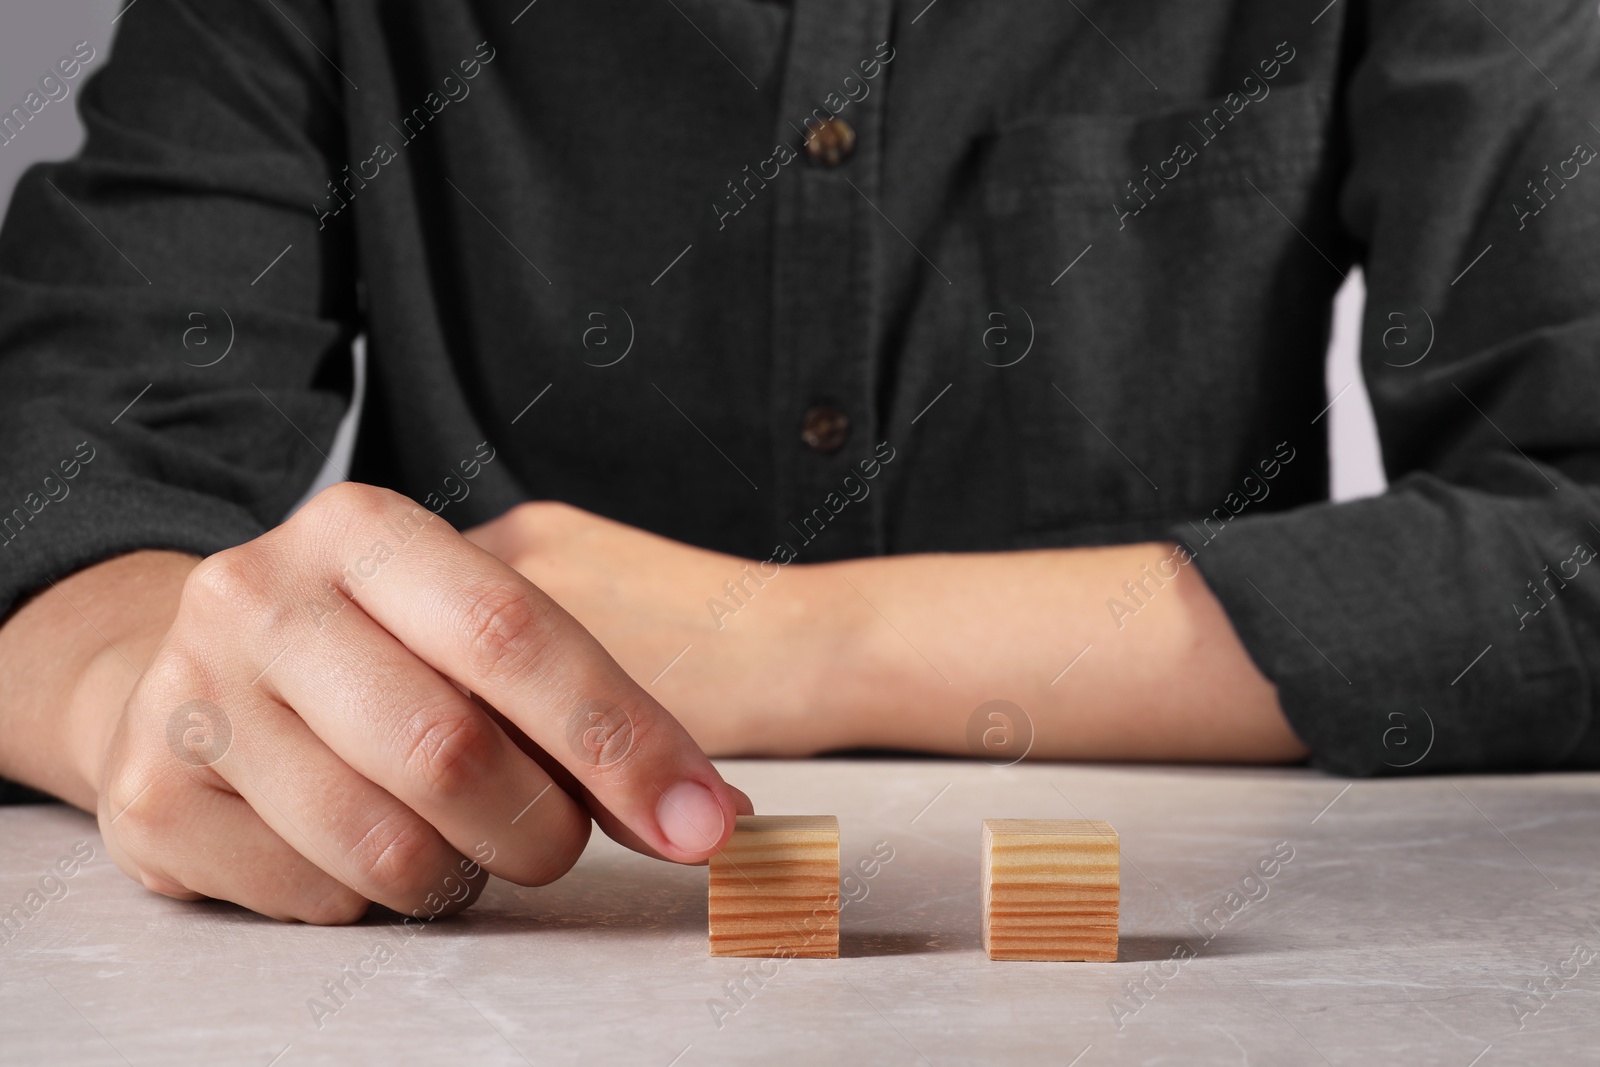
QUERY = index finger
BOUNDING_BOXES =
[292,484,744,863]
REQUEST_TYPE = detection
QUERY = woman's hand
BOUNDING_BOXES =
[464,502,856,757]
[58,483,748,923]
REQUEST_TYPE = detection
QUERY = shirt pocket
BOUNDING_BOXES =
[970,80,1341,536]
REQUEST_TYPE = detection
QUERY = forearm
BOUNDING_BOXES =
[808,543,1309,763]
[0,551,197,809]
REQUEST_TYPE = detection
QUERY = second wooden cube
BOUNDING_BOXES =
[709,815,839,958]
[982,819,1119,962]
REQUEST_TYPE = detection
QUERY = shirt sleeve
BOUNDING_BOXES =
[1174,0,1600,775]
[0,0,356,625]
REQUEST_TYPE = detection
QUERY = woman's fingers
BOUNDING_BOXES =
[204,687,489,917]
[266,483,744,863]
[253,593,592,887]
[101,774,368,925]
[487,702,758,863]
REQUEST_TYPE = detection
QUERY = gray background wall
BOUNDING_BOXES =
[0,3,123,208]
[0,3,1388,505]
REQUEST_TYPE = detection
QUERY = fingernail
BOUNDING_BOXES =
[657,780,727,854]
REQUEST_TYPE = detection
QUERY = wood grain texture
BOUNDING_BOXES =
[709,815,840,958]
[982,819,1119,962]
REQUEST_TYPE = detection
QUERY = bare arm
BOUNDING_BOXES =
[469,505,1310,764]
[0,550,194,810]
[819,543,1308,763]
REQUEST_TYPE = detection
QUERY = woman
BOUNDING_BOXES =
[0,0,1594,923]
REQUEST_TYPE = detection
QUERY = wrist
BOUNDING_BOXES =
[63,636,148,804]
[0,551,196,809]
[786,558,905,752]
[731,559,876,754]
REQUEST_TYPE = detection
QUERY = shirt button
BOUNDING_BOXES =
[803,116,856,167]
[801,405,851,453]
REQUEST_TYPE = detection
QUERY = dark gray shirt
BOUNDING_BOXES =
[1,0,1597,780]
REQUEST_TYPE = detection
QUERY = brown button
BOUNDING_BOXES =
[803,116,856,167]
[801,405,850,453]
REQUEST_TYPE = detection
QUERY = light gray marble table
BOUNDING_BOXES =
[2,759,1597,1066]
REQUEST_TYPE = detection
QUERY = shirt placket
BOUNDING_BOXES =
[766,0,894,560]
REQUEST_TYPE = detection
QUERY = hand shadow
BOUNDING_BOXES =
[359,856,712,936]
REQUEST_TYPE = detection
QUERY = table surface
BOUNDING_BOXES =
[2,759,1597,1066]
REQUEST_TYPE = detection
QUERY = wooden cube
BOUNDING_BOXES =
[709,815,839,958]
[982,819,1119,962]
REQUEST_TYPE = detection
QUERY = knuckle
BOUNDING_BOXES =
[346,812,442,900]
[103,772,183,853]
[455,582,557,683]
[618,704,667,761]
[181,550,294,656]
[127,653,236,774]
[397,703,496,797]
[136,647,206,708]
[504,803,592,887]
[297,886,371,926]
[183,548,269,618]
[292,482,433,553]
[565,698,643,774]
[182,551,300,648]
[302,481,396,528]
